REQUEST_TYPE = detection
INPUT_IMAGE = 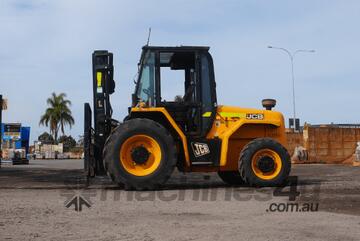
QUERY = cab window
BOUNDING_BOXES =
[159,51,195,103]
[136,51,156,106]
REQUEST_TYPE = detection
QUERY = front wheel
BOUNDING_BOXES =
[103,118,177,190]
[239,138,291,187]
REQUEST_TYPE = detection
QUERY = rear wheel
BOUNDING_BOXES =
[103,118,177,190]
[239,138,291,187]
[218,171,245,186]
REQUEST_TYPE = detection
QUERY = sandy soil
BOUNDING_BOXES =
[0,159,359,241]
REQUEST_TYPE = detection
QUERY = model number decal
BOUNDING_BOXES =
[191,142,210,157]
[246,113,264,120]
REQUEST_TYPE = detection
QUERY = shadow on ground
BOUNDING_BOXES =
[0,162,359,215]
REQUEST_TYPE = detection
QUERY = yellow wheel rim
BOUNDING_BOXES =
[120,135,162,177]
[251,149,282,180]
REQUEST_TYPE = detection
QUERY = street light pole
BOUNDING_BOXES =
[268,46,315,132]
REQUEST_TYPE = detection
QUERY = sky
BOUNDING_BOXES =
[1,0,360,143]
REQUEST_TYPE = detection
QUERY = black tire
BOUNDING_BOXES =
[218,171,245,186]
[103,118,177,190]
[239,138,291,187]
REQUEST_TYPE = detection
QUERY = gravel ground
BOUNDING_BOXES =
[0,159,359,241]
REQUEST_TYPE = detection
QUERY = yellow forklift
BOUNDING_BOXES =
[84,46,290,190]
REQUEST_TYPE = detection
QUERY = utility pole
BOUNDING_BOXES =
[268,46,315,131]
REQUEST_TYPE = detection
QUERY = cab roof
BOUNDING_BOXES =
[142,45,210,52]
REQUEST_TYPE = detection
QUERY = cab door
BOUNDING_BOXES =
[198,52,217,137]
[187,52,220,166]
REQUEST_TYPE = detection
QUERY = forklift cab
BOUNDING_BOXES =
[133,46,217,138]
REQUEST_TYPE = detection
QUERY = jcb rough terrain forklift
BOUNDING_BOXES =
[84,46,291,190]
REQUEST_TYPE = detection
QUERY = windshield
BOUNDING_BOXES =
[135,50,156,106]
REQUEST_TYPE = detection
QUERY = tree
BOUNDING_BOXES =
[39,92,75,142]
[77,135,84,147]
[38,132,54,144]
[58,135,76,152]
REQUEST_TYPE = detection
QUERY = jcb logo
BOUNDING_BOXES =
[191,142,210,157]
[246,113,264,120]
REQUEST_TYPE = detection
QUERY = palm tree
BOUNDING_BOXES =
[39,92,75,142]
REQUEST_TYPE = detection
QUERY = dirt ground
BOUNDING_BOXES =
[0,159,359,241]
